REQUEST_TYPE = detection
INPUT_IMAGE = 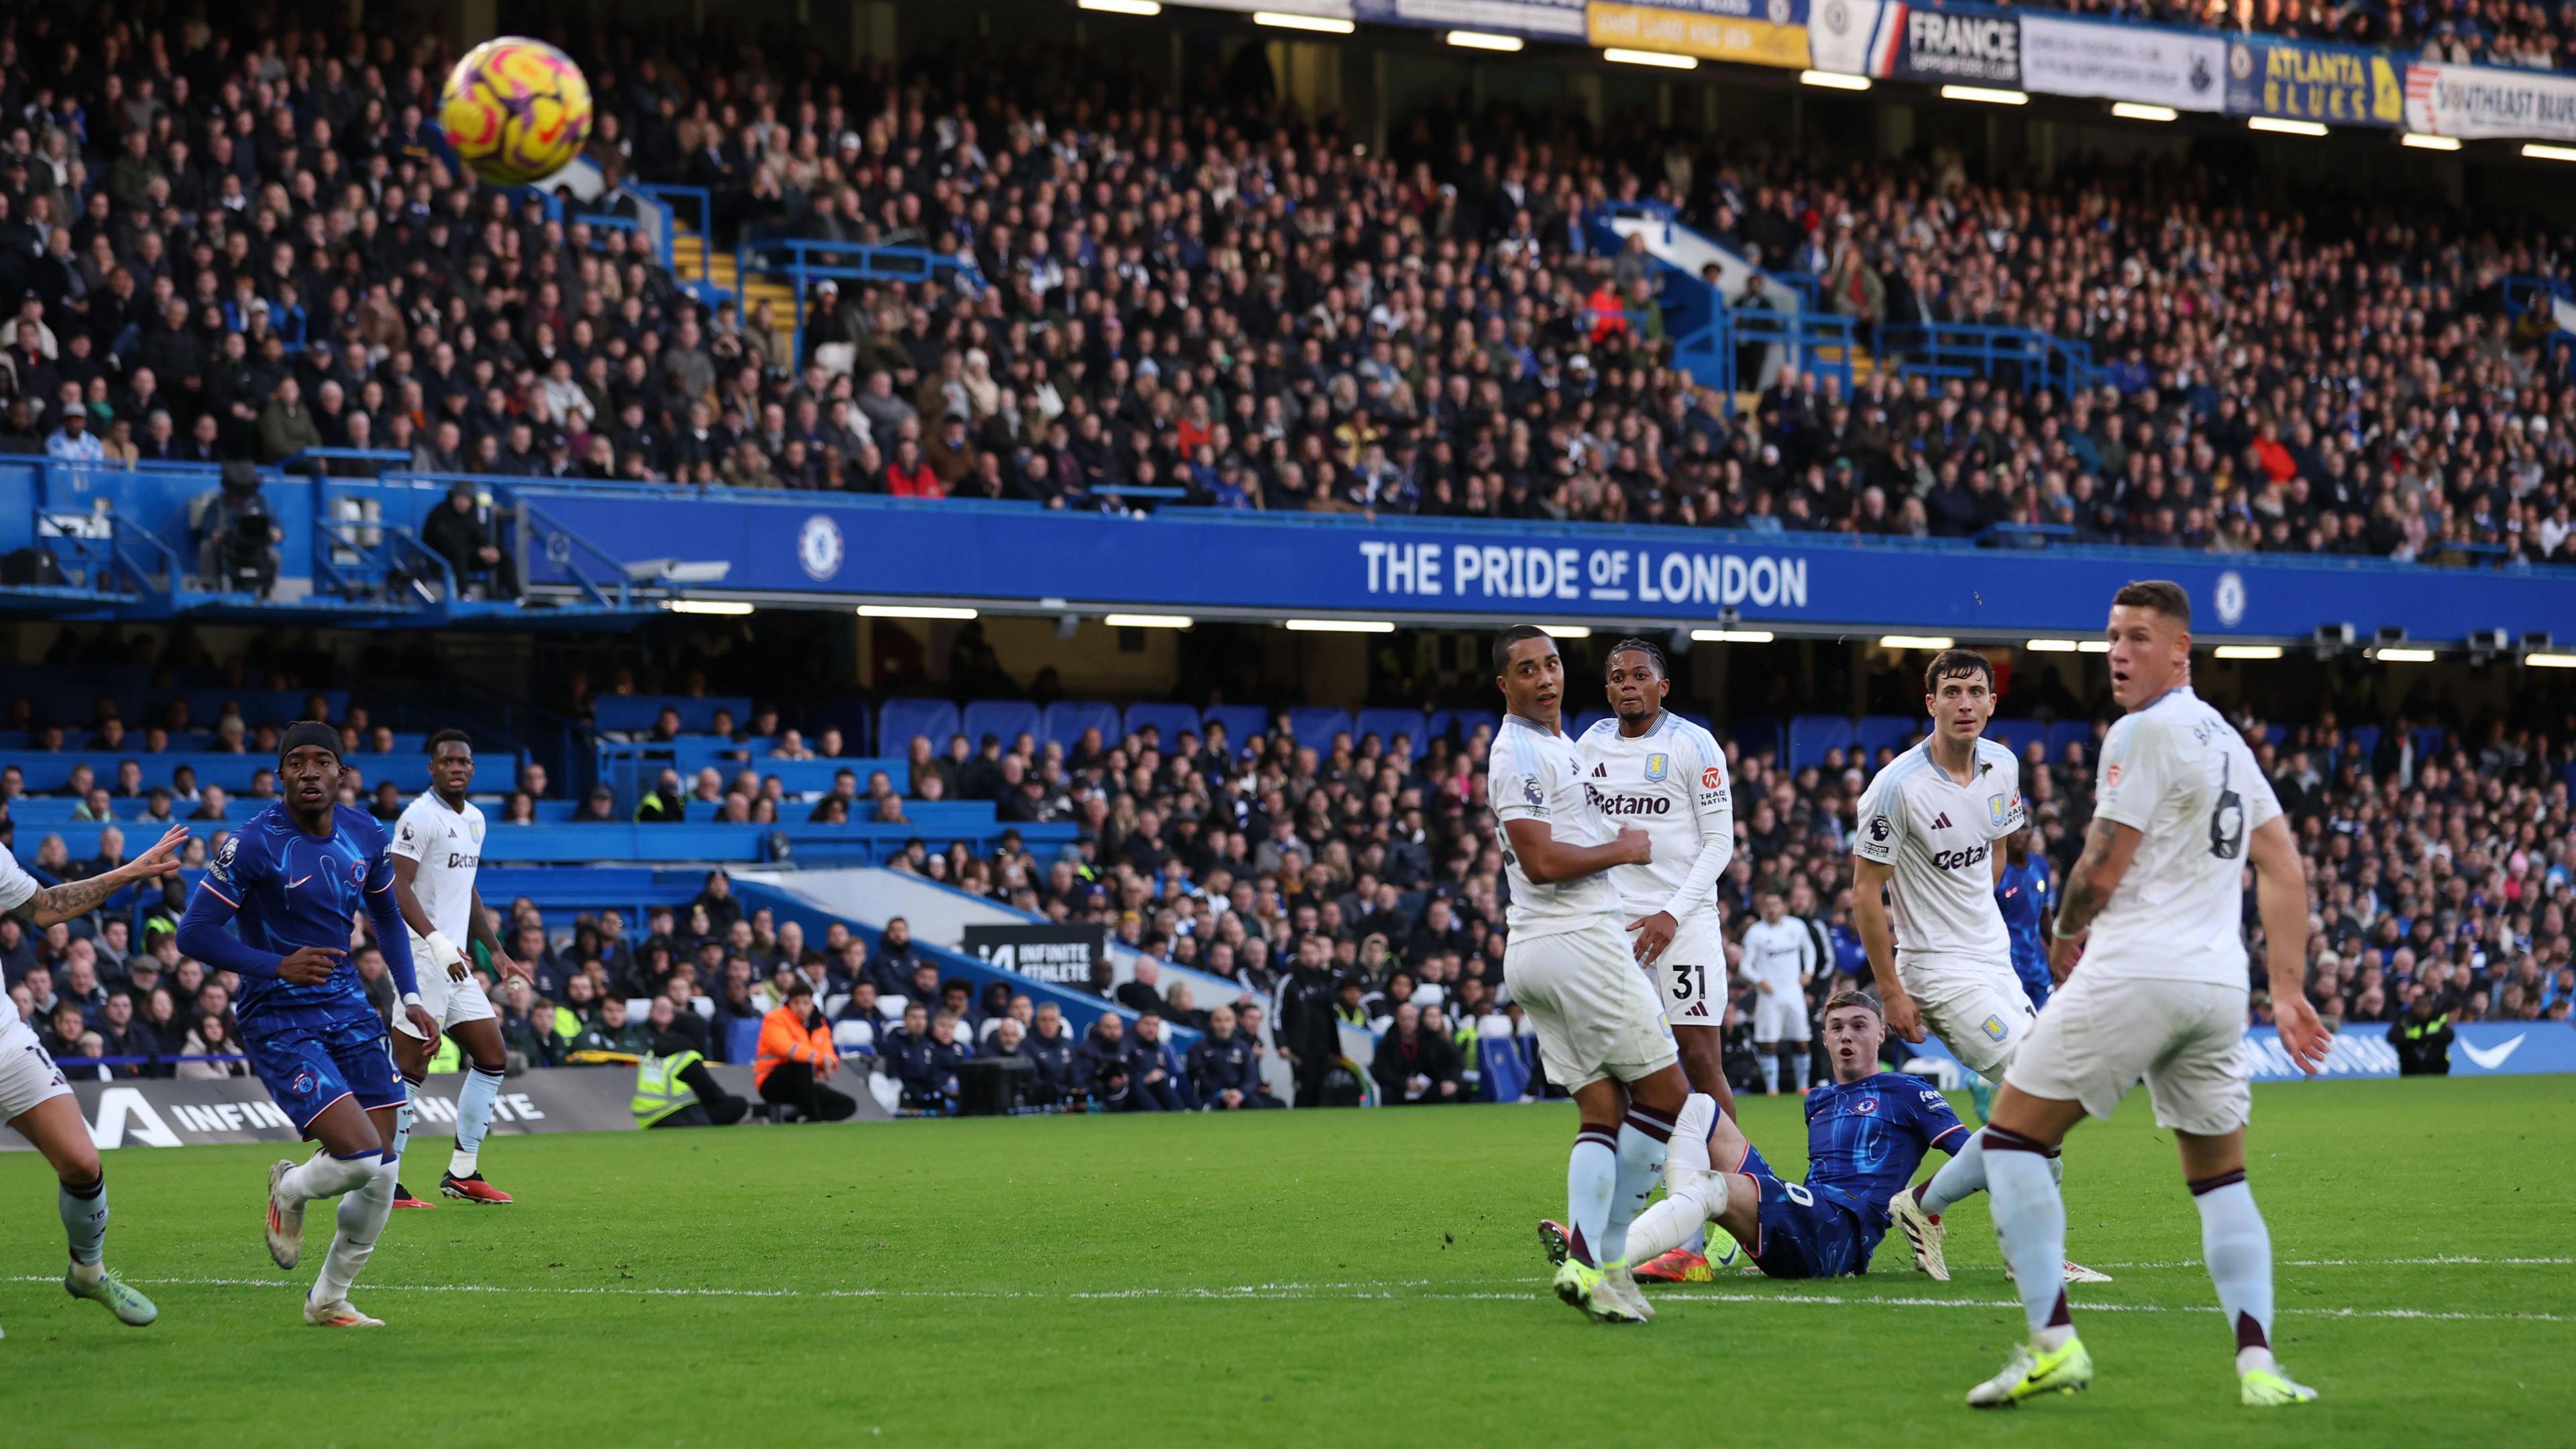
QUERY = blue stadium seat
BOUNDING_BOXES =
[877,700,960,755]
[1042,701,1122,751]
[2046,720,2096,762]
[1985,718,2047,759]
[1569,711,1611,739]
[1354,708,1430,755]
[1200,706,1268,749]
[1428,709,1499,748]
[720,1016,760,1065]
[594,694,753,734]
[961,700,1042,749]
[1285,708,1354,746]
[2413,726,2449,763]
[1788,716,1857,771]
[2263,724,2288,748]
[1123,703,1203,744]
[2349,725,2382,761]
[1856,714,1921,762]
[1725,715,1782,763]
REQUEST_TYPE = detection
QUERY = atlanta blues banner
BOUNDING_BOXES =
[2223,34,2406,127]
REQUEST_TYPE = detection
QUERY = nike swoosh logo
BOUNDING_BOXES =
[288,875,312,888]
[2459,1033,2526,1070]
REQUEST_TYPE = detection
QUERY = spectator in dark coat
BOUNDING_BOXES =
[1123,1010,1195,1112]
[1075,1014,1138,1111]
[1020,1002,1084,1108]
[1185,1004,1277,1109]
[1371,1002,1463,1104]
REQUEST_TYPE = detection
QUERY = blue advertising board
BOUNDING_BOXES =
[516,489,2576,643]
[2222,34,2406,127]
[1910,1020,2575,1081]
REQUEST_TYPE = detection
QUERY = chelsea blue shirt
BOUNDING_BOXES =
[1801,1073,1969,1248]
[179,803,403,1038]
[1996,852,2052,989]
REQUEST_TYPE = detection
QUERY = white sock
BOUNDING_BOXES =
[1786,1048,1810,1093]
[2192,1173,2277,1375]
[1758,1052,1780,1094]
[390,1079,419,1164]
[450,1065,505,1177]
[1984,1132,2074,1350]
[280,1151,378,1205]
[1603,1103,1674,1267]
[1668,1094,1715,1179]
[313,1157,398,1307]
[1920,1132,1985,1216]
[1566,1126,1618,1268]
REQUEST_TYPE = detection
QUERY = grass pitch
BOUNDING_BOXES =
[1,1075,2568,1448]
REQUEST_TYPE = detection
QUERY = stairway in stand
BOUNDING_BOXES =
[669,223,796,362]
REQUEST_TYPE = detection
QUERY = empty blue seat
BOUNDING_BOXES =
[1569,711,1611,740]
[1725,715,1782,763]
[1788,715,1857,772]
[1985,718,2047,759]
[595,694,753,734]
[1428,709,1499,748]
[1200,706,1269,750]
[1856,714,1921,762]
[1042,701,1122,752]
[877,700,960,755]
[2413,726,2449,763]
[1354,708,1431,755]
[2046,720,2096,763]
[2348,725,2382,761]
[1283,708,1353,747]
[1124,703,1203,744]
[961,700,1041,749]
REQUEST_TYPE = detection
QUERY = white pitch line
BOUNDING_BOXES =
[8,1275,2563,1322]
[2091,1256,2571,1270]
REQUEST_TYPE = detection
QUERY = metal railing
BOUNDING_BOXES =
[1878,323,2100,397]
[735,235,987,366]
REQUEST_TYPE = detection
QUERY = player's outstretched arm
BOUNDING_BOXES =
[1501,818,1648,885]
[1850,855,1922,1042]
[2247,816,2330,1074]
[7,823,191,928]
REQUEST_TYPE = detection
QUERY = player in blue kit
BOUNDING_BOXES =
[1546,990,1968,1280]
[1994,826,2054,1012]
[176,722,436,1328]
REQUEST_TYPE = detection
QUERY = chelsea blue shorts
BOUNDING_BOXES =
[242,1014,402,1134]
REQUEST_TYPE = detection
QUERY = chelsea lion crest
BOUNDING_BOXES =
[798,514,845,582]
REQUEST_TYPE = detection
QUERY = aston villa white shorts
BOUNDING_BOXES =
[2004,970,2251,1136]
[1640,912,1725,1028]
[1505,918,1678,1092]
[1905,953,2038,1079]
[392,936,499,1040]
[0,1017,74,1121]
[1752,987,1810,1044]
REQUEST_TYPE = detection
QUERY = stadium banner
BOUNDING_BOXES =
[2402,60,2576,142]
[1804,0,2019,85]
[1909,1020,2576,1083]
[515,490,2576,641]
[1350,0,1588,38]
[1164,0,1355,14]
[2222,34,2406,127]
[2017,13,2226,111]
[12,1068,636,1151]
[963,923,1109,987]
[1586,0,1811,70]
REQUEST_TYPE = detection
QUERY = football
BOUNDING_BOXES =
[439,36,593,186]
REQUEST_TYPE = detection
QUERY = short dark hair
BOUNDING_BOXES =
[426,727,473,756]
[1923,649,1994,696]
[2113,579,2191,627]
[1491,623,1554,676]
[1605,636,1668,678]
[1822,989,1881,1018]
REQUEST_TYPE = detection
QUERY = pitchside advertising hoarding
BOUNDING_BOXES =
[1907,1021,2575,1083]
[518,492,2576,641]
[6,1069,640,1150]
[962,924,1108,986]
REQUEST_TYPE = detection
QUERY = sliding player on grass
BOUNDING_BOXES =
[177,722,437,1328]
[0,822,190,1333]
[1577,637,1739,1283]
[386,730,525,1206]
[1489,625,1685,1325]
[1547,991,1964,1282]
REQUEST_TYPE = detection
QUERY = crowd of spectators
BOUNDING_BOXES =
[5,13,2573,577]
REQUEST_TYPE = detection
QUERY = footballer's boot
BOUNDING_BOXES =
[439,1171,513,1204]
[2240,1366,2319,1407]
[264,1159,305,1270]
[2004,1258,2116,1285]
[391,1182,433,1210]
[1536,1219,1571,1268]
[65,1267,157,1326]
[1632,1249,1715,1285]
[305,1296,384,1328]
[1888,1186,1949,1281]
[1966,1336,2093,1409]
[1599,1265,1656,1322]
[1550,1258,1646,1324]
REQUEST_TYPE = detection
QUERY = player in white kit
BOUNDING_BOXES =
[1577,639,1739,1284]
[1860,650,2106,1287]
[1962,581,2328,1411]
[0,822,188,1332]
[387,731,525,1206]
[1737,891,1815,1095]
[1487,625,1687,1326]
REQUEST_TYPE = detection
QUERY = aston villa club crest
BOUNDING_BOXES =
[1988,794,2009,827]
[1644,752,1670,782]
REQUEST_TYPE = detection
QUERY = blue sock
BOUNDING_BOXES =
[60,1173,107,1275]
[1984,1128,2073,1348]
[450,1066,504,1176]
[1566,1126,1618,1268]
